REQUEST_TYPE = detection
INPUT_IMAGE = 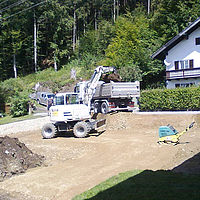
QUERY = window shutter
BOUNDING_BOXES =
[174,61,179,70]
[195,38,200,45]
[189,60,194,69]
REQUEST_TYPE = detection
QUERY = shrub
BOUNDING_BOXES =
[140,87,200,111]
[10,92,29,117]
[0,85,5,113]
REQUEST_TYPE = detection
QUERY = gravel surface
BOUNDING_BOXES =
[0,117,50,136]
[0,111,199,136]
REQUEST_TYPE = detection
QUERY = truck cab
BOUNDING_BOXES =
[50,92,91,123]
[54,92,80,105]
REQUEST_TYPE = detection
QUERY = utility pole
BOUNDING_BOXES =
[34,10,37,72]
[148,0,151,15]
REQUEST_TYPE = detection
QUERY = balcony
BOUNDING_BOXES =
[166,67,200,80]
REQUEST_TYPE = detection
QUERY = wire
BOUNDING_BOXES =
[0,0,28,13]
[1,1,47,21]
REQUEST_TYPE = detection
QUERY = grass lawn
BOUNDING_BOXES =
[0,114,40,125]
[73,169,200,200]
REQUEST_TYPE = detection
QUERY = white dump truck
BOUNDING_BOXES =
[75,81,140,114]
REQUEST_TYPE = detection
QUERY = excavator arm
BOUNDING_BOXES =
[84,66,116,108]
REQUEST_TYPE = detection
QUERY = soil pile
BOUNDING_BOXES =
[0,136,44,181]
[102,73,122,83]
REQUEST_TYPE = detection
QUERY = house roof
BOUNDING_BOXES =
[152,17,200,60]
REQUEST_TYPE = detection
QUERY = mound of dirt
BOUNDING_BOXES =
[102,73,122,83]
[105,112,132,131]
[0,136,44,181]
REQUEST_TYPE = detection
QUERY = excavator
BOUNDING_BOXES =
[41,66,115,139]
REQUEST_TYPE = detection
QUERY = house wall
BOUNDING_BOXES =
[164,27,200,89]
[165,27,200,71]
[167,78,200,89]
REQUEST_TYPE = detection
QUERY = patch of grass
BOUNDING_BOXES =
[0,114,40,125]
[73,170,200,200]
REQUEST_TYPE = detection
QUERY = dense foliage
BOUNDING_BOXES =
[10,91,29,117]
[1,0,200,85]
[140,87,200,111]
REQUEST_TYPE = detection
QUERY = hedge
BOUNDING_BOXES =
[139,87,200,111]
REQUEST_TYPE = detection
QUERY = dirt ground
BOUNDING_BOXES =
[0,112,200,200]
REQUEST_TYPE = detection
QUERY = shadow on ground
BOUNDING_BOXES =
[85,152,200,200]
[57,130,105,138]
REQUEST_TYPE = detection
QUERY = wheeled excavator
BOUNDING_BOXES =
[41,66,115,139]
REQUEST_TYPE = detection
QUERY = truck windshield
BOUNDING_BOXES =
[55,95,64,105]
[55,94,79,105]
[66,94,79,104]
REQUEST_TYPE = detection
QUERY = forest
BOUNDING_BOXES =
[0,0,200,89]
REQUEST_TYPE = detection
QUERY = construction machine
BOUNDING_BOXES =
[41,66,115,139]
[158,122,195,144]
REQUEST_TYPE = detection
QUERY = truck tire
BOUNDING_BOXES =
[94,102,100,113]
[41,123,57,139]
[73,122,90,138]
[101,102,109,114]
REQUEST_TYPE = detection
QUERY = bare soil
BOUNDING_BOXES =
[0,112,200,200]
[0,136,44,182]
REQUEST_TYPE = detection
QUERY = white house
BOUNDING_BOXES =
[152,17,200,89]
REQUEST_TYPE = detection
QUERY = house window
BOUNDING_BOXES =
[185,60,189,69]
[180,61,184,69]
[175,83,194,88]
[195,37,200,45]
[174,59,194,70]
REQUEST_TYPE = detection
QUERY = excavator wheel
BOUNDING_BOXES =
[41,123,57,139]
[73,122,90,138]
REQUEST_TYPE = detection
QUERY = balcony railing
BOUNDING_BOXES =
[166,67,200,80]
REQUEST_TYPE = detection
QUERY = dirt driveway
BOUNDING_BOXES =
[0,112,199,200]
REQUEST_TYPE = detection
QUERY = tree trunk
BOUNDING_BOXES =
[73,8,76,52]
[113,0,116,22]
[34,11,37,72]
[94,8,97,30]
[148,0,151,14]
[54,53,57,72]
[117,0,119,18]
[13,54,17,78]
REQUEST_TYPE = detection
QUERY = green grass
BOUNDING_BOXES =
[73,169,200,200]
[0,114,40,125]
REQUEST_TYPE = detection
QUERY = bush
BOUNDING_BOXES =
[140,87,200,111]
[10,92,29,117]
[0,85,5,113]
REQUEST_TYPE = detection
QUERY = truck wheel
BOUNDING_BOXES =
[41,123,57,139]
[73,122,89,138]
[101,102,109,114]
[94,103,100,113]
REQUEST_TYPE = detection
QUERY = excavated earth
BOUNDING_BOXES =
[0,136,44,181]
[0,112,200,200]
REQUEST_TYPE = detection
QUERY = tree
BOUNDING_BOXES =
[105,8,164,87]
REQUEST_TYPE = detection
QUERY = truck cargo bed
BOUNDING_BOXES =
[93,81,140,99]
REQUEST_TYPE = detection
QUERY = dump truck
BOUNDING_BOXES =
[75,81,140,114]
